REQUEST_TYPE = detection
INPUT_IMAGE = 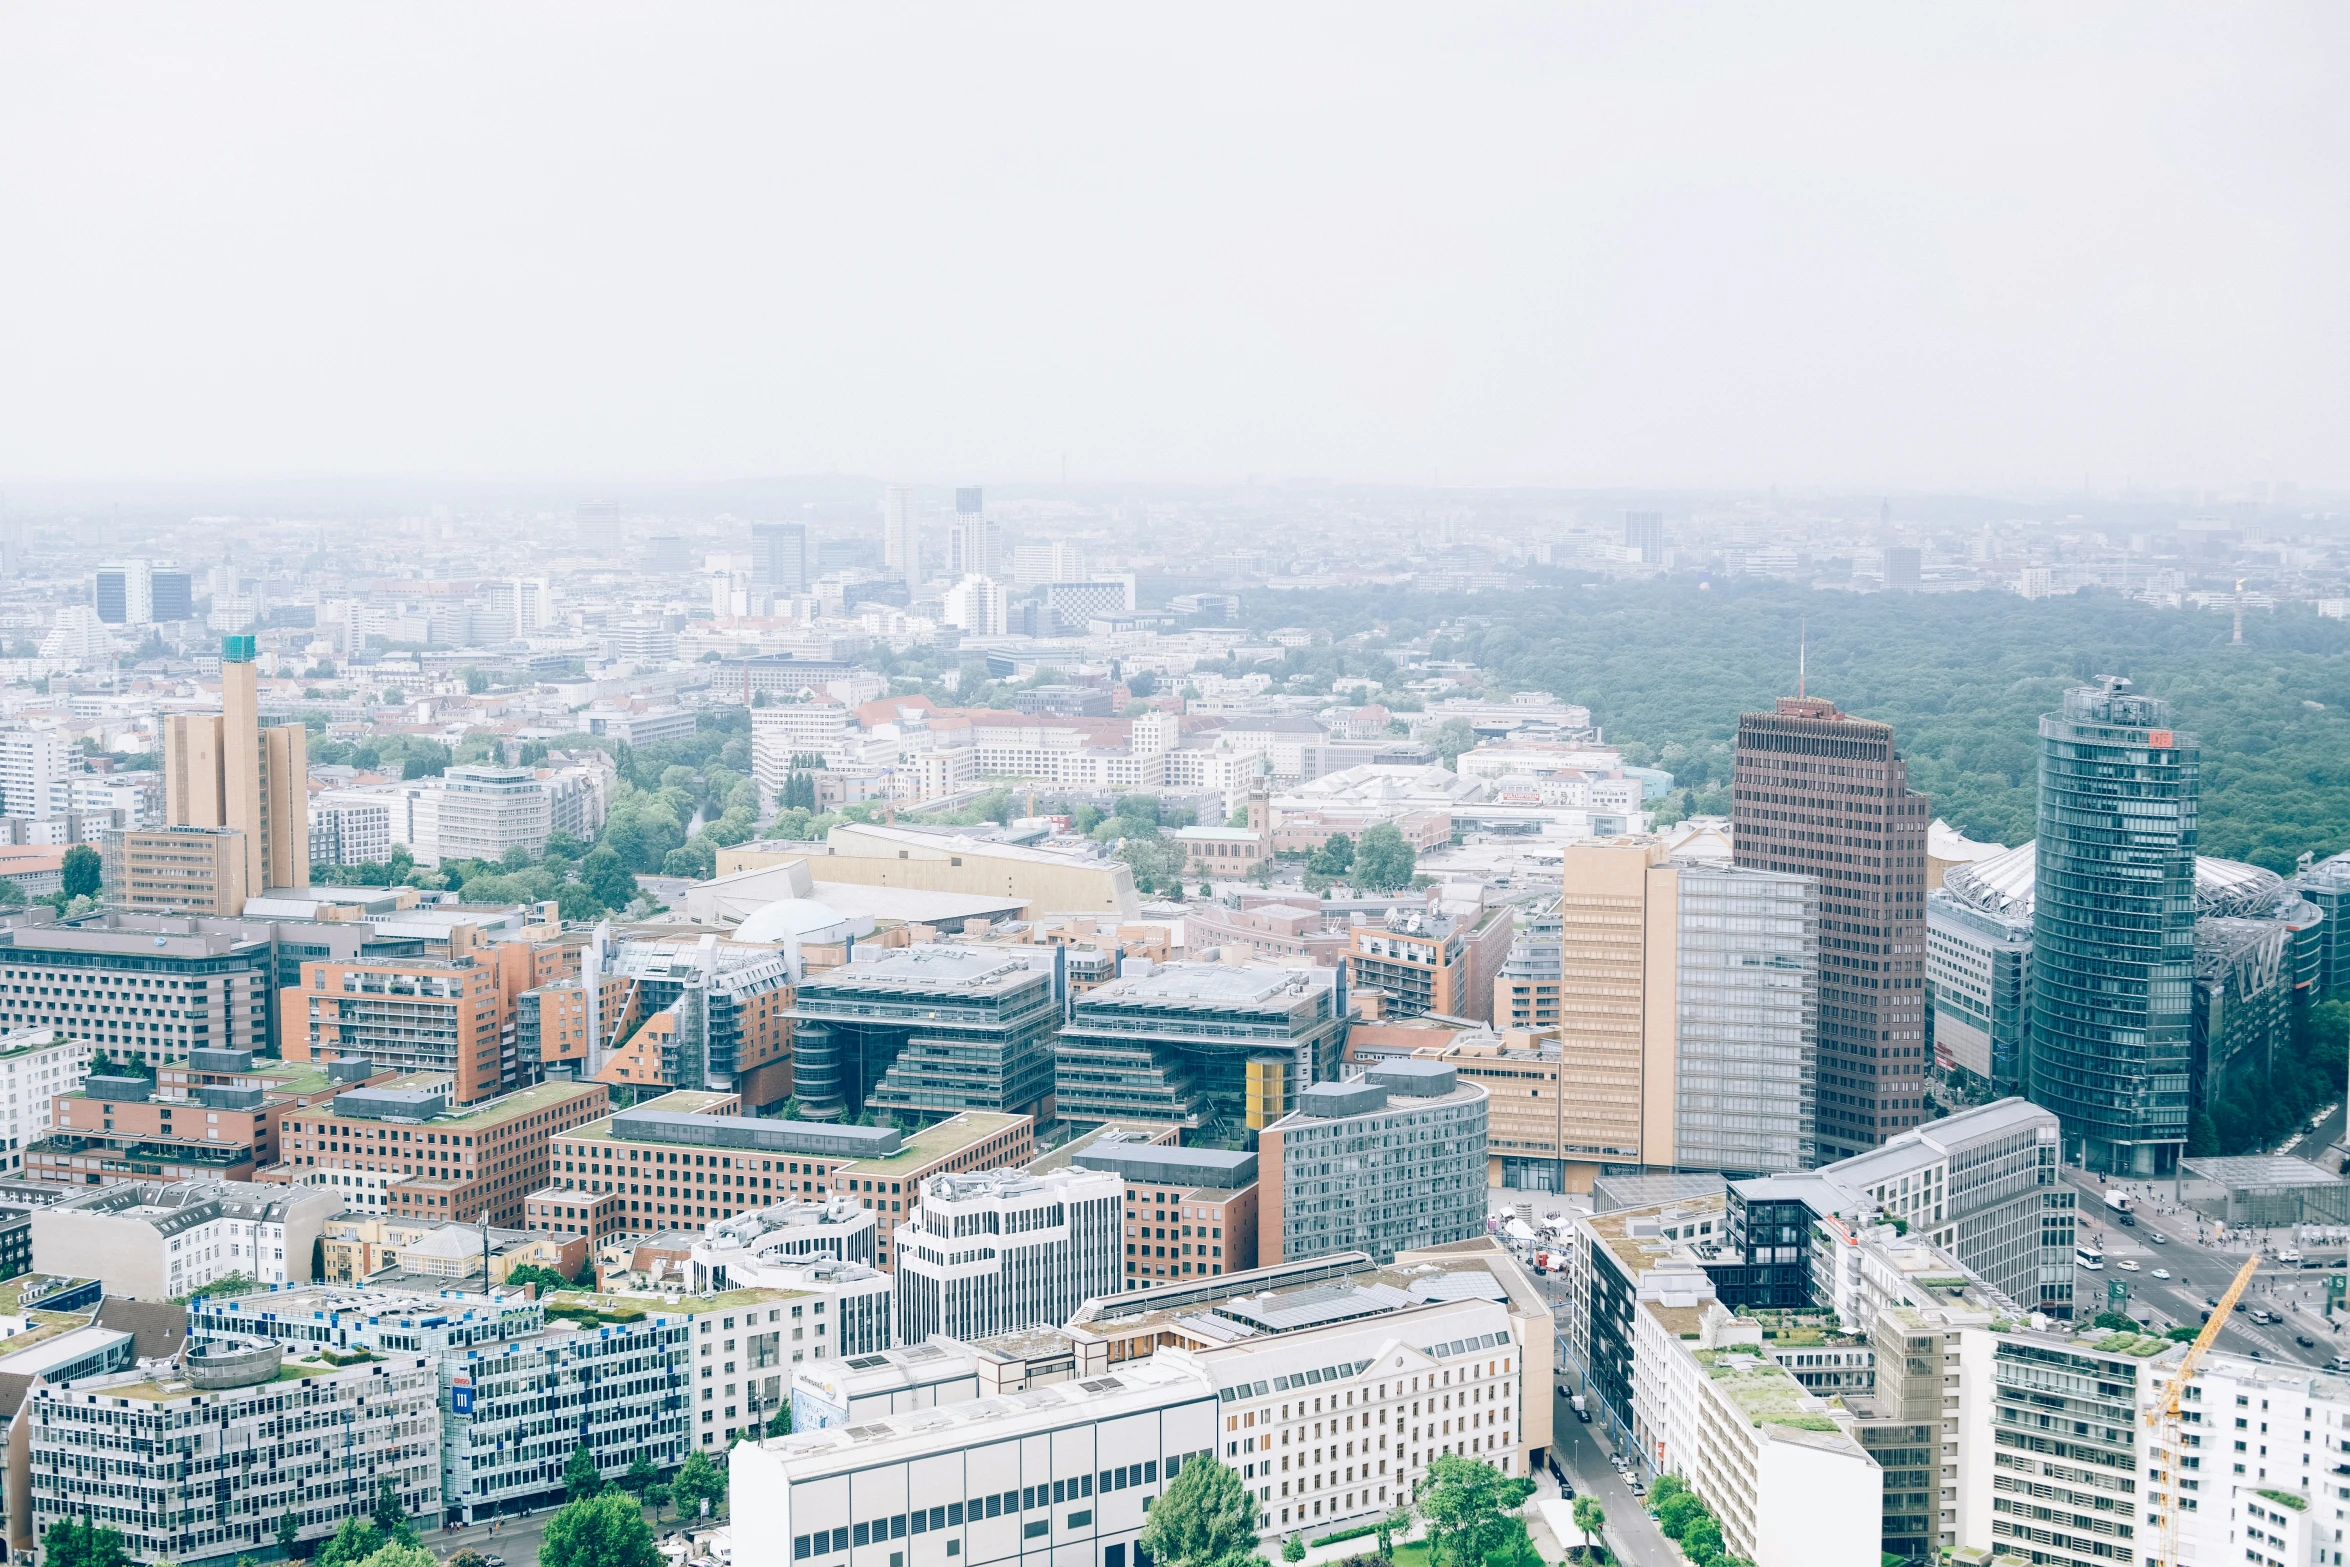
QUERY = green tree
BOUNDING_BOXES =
[765,1402,792,1437]
[538,1490,662,1567]
[1136,1457,1259,1567]
[565,1442,605,1500]
[370,1476,418,1541]
[1570,1497,1605,1561]
[556,881,608,922]
[1307,833,1354,876]
[1416,1455,1533,1567]
[580,845,638,909]
[0,875,26,909]
[671,1449,727,1518]
[278,1511,302,1557]
[1374,1506,1411,1561]
[314,1517,383,1567]
[354,1548,438,1567]
[60,843,101,900]
[44,1516,131,1567]
[1651,1489,1705,1540]
[1351,823,1416,892]
[1281,1536,1304,1564]
[1428,719,1478,769]
[621,1455,659,1497]
[1679,1514,1724,1563]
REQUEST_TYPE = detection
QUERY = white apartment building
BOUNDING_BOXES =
[1645,1309,1883,1567]
[310,791,394,867]
[0,1027,91,1173]
[30,1178,341,1297]
[191,1283,702,1514]
[939,715,1166,790]
[0,727,70,819]
[28,1342,444,1563]
[943,574,1009,636]
[753,702,857,801]
[546,764,608,842]
[434,764,552,863]
[894,1167,1124,1344]
[53,772,164,828]
[2136,1351,2350,1567]
[386,780,444,866]
[734,1277,1534,1567]
[1011,542,1089,586]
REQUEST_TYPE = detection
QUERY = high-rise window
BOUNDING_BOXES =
[1732,696,1930,1162]
[2028,678,2198,1175]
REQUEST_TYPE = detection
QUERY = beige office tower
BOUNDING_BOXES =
[1551,838,1817,1186]
[162,635,309,895]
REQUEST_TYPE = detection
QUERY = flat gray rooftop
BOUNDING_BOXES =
[1091,965,1318,1006]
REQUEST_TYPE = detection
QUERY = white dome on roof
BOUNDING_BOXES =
[734,898,869,947]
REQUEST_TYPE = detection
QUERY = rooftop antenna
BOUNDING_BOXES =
[1798,615,1806,699]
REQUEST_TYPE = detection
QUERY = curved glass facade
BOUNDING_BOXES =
[2028,679,2198,1175]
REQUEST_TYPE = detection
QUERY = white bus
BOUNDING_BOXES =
[2076,1244,2105,1270]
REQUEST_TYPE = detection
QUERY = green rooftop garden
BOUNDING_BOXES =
[2256,1488,2308,1512]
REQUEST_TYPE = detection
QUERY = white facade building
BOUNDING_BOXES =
[30,1179,342,1297]
[310,791,395,867]
[29,1343,445,1561]
[893,1166,1124,1344]
[0,1027,91,1173]
[753,702,857,797]
[0,727,70,819]
[943,574,1009,636]
[435,764,552,863]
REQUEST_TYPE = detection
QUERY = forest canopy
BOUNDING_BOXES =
[1254,577,2350,872]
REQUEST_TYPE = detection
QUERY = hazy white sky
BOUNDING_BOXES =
[2,5,2342,490]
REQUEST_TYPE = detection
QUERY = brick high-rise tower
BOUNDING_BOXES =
[1732,697,1931,1161]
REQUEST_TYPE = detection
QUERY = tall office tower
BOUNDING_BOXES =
[1622,511,1664,565]
[948,486,999,579]
[92,560,153,625]
[1732,697,1931,1161]
[1544,840,1817,1182]
[1883,546,1922,590]
[163,635,309,894]
[892,1166,1123,1343]
[751,521,810,594]
[880,485,920,594]
[2028,679,2199,1174]
[148,570,194,623]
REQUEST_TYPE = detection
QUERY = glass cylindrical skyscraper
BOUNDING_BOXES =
[2029,678,2199,1175]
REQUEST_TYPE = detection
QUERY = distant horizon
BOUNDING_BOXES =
[4,6,2342,493]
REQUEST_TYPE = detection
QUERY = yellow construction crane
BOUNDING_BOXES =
[2144,1252,2261,1567]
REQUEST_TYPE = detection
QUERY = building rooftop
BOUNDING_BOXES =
[1079,963,1326,1007]
[325,1075,603,1130]
[830,1112,1029,1178]
[795,944,1053,997]
[749,1355,1212,1476]
[0,1028,75,1062]
[1694,1348,1865,1452]
[1026,1122,1181,1175]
